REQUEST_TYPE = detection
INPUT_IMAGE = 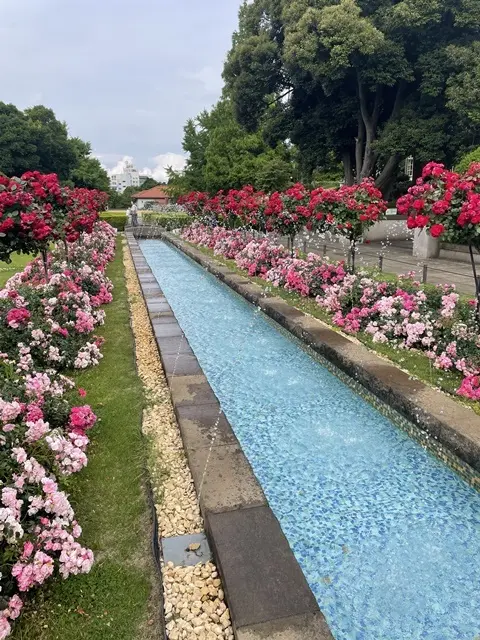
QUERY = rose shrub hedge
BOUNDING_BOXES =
[182,223,480,401]
[0,171,114,637]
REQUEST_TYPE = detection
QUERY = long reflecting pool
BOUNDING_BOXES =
[141,239,480,640]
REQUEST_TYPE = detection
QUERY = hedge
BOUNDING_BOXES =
[140,212,191,230]
[100,212,127,231]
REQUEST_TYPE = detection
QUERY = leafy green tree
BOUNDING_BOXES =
[0,103,111,193]
[25,106,77,180]
[169,98,295,195]
[0,103,39,176]
[68,138,110,191]
[139,177,159,190]
[224,0,480,196]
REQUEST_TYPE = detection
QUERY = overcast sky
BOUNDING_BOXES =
[0,0,241,180]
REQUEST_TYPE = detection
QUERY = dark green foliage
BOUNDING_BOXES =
[139,177,159,190]
[168,98,295,195]
[0,104,39,176]
[100,212,127,230]
[223,0,480,196]
[0,103,110,191]
[141,213,191,230]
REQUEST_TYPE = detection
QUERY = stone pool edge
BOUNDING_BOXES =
[154,229,480,477]
[125,231,334,640]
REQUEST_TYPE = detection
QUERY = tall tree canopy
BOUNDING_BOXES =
[0,104,39,176]
[223,0,480,195]
[168,98,294,195]
[0,102,110,192]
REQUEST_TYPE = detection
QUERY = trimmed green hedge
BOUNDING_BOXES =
[141,212,191,230]
[100,212,127,231]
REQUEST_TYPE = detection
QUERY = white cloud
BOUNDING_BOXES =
[101,152,186,183]
[141,153,186,183]
[107,155,135,176]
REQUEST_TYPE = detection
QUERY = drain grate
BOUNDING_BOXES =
[161,533,212,567]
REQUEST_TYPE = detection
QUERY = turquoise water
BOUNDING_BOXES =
[141,240,480,640]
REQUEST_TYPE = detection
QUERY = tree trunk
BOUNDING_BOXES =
[63,239,70,265]
[355,116,365,182]
[41,249,49,282]
[375,154,401,193]
[358,81,382,181]
[342,150,354,186]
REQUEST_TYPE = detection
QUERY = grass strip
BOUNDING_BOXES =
[12,236,160,640]
[0,254,33,287]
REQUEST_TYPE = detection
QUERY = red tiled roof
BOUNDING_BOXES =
[132,186,169,200]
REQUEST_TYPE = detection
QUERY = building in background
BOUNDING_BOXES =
[132,185,170,209]
[139,174,150,186]
[109,161,141,193]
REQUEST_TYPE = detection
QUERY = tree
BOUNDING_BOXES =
[69,138,110,192]
[0,103,39,176]
[0,103,109,193]
[169,98,295,195]
[224,0,480,197]
[139,177,159,190]
[25,106,78,180]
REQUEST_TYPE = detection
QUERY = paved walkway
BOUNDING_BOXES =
[286,234,478,296]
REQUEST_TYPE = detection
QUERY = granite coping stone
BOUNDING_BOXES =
[146,300,172,314]
[205,507,331,634]
[153,322,184,339]
[155,335,194,356]
[150,314,177,325]
[236,613,334,640]
[174,404,239,450]
[149,311,175,321]
[161,353,203,377]
[187,443,267,514]
[161,231,480,473]
[168,374,220,407]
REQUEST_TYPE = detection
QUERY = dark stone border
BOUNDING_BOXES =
[126,232,334,640]
[139,229,480,476]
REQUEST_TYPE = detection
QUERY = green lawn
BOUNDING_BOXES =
[191,243,480,416]
[0,253,33,287]
[12,237,160,640]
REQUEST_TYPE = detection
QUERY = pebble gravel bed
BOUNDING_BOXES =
[124,241,234,640]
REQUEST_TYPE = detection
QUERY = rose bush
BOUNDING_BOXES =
[0,218,116,637]
[397,161,480,318]
[178,181,386,269]
[182,223,480,401]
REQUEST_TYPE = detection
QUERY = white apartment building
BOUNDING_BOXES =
[109,162,141,193]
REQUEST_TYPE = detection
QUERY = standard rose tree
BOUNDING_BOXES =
[0,172,108,278]
[397,162,480,320]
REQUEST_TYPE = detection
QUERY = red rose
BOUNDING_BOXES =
[429,223,445,238]
[415,215,430,228]
[0,217,14,233]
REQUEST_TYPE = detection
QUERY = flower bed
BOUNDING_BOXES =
[0,221,116,638]
[181,223,480,401]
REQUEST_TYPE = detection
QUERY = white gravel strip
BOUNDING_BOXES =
[124,240,234,640]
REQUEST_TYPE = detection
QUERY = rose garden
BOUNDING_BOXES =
[0,156,479,639]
